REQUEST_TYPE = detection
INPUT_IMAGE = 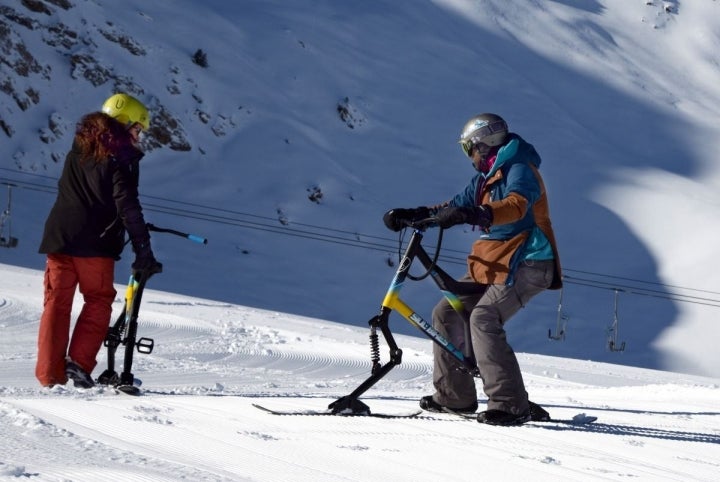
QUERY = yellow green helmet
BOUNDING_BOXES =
[101,93,150,130]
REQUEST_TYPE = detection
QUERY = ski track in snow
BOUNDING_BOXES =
[0,399,244,481]
[3,393,719,481]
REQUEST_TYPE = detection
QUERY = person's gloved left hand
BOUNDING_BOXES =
[383,207,430,231]
[435,205,493,230]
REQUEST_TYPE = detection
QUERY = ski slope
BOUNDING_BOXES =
[1,263,718,481]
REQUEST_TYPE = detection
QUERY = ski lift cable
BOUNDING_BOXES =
[562,267,720,296]
[563,278,720,308]
[563,274,720,304]
[2,173,720,306]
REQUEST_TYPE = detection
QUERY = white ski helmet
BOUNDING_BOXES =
[459,113,508,156]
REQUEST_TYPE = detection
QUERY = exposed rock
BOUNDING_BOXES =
[1,2,197,153]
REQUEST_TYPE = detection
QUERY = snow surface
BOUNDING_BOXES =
[1,263,719,481]
[2,0,720,479]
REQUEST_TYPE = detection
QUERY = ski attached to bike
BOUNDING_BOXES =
[252,403,422,419]
[252,403,595,424]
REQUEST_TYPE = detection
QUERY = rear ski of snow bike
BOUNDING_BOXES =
[97,223,207,395]
[329,218,485,415]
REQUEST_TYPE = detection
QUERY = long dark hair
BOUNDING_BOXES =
[74,112,135,163]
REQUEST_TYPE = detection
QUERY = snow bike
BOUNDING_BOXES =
[329,217,484,415]
[97,223,207,395]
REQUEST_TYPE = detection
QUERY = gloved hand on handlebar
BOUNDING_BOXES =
[383,207,431,232]
[131,241,163,278]
[435,205,493,230]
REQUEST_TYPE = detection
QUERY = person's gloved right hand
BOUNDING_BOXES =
[435,205,494,230]
[132,243,163,277]
[383,207,430,231]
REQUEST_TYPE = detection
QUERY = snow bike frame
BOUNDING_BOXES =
[97,223,207,394]
[329,218,483,414]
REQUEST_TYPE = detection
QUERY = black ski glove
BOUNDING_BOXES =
[383,207,430,231]
[131,242,163,277]
[435,205,493,230]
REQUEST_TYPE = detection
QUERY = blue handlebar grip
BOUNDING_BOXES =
[188,234,208,244]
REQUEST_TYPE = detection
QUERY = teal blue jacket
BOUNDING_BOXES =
[448,134,562,288]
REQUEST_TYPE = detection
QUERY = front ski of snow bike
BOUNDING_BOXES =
[97,223,207,395]
[329,217,484,415]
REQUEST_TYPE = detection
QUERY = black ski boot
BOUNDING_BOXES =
[419,395,478,414]
[529,401,550,421]
[65,360,95,389]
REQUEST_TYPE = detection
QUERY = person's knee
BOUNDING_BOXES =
[471,306,504,334]
[431,299,453,325]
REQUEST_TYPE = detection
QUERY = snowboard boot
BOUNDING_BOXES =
[477,408,531,426]
[419,395,478,414]
[65,360,95,389]
[529,401,551,421]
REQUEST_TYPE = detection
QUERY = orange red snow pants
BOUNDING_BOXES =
[35,254,116,387]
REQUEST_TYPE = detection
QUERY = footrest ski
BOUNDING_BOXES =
[441,407,597,425]
[252,403,422,419]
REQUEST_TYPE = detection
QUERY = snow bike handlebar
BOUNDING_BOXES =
[398,216,438,231]
[147,223,208,244]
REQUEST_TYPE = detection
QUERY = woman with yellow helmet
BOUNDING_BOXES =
[36,93,161,389]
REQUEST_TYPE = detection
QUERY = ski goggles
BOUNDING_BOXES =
[460,140,491,158]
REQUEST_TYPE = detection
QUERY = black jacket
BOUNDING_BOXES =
[39,142,150,260]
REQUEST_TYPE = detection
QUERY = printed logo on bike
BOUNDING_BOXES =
[410,313,464,359]
[409,313,425,326]
[410,314,446,343]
